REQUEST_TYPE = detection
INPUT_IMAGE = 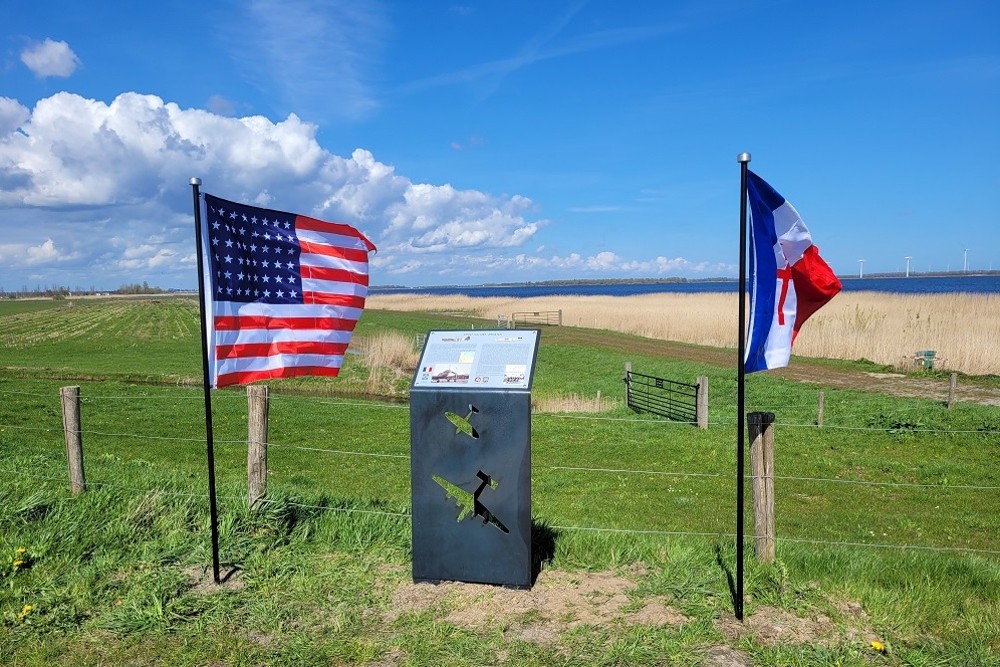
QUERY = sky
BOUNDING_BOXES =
[2,0,998,290]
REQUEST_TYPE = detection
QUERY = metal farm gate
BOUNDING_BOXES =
[510,310,562,327]
[624,370,699,423]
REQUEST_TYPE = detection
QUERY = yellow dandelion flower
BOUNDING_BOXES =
[18,604,33,621]
[15,548,27,555]
[870,640,887,653]
[13,560,23,569]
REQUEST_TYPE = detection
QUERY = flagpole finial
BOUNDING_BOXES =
[737,153,751,163]
[190,177,202,186]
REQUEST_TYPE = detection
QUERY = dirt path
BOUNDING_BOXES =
[544,327,1000,406]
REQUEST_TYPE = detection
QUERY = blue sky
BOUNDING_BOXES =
[2,0,998,290]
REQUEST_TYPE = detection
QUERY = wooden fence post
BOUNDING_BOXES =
[948,373,957,409]
[60,385,86,495]
[696,376,709,430]
[247,384,269,507]
[595,390,602,412]
[817,391,825,428]
[748,411,775,563]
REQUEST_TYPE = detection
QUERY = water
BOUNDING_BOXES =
[371,274,1000,298]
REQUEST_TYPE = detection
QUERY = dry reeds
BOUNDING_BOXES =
[532,392,619,414]
[358,330,420,395]
[368,292,1000,376]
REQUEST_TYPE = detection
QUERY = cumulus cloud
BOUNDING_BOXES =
[0,91,547,287]
[20,39,81,78]
[0,97,30,134]
[0,238,81,267]
[0,90,729,289]
[587,251,619,270]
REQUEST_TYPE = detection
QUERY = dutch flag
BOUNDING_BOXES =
[745,172,842,373]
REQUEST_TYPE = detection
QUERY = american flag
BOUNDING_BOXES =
[201,193,376,388]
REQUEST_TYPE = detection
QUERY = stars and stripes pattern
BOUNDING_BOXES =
[201,193,376,388]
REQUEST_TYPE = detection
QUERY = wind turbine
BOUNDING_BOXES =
[905,256,911,277]
[858,259,865,279]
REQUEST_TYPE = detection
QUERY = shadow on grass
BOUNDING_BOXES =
[713,543,739,617]
[531,518,559,585]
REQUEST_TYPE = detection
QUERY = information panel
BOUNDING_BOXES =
[412,330,539,390]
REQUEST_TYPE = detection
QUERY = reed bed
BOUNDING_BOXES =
[532,392,620,413]
[368,291,1000,376]
[358,330,420,395]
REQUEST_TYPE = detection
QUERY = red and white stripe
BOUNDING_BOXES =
[207,212,375,388]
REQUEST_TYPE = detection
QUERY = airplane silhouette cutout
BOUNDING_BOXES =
[432,470,510,534]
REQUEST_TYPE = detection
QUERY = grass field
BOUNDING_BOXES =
[1,297,998,665]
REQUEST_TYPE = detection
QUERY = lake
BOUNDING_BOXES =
[371,274,1000,299]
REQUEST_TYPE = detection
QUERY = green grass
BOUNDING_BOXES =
[1,299,999,665]
[0,298,67,316]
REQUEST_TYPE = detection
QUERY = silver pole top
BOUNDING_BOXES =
[737,153,751,163]
[190,177,202,186]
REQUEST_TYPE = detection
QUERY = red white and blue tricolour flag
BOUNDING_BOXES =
[745,172,841,373]
[201,194,376,388]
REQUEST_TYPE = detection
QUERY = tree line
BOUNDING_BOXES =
[1,282,166,298]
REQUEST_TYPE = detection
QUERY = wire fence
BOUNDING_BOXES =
[6,462,999,557]
[3,387,998,558]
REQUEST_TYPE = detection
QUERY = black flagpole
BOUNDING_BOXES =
[190,177,221,584]
[735,153,751,620]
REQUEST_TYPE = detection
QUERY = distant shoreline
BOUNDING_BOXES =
[371,270,1000,291]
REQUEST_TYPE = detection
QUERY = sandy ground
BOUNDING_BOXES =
[380,565,882,664]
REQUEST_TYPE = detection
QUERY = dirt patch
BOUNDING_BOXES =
[629,600,690,626]
[386,570,882,655]
[716,600,878,649]
[702,645,754,667]
[386,568,689,647]
[183,564,245,594]
[718,606,839,645]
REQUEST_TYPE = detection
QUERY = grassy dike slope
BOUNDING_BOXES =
[1,297,998,665]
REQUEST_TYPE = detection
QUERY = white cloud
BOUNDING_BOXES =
[0,98,30,135]
[25,239,61,264]
[116,246,179,270]
[0,90,729,289]
[436,251,731,280]
[0,238,81,267]
[587,251,620,269]
[20,39,81,78]
[380,183,540,253]
[0,91,549,288]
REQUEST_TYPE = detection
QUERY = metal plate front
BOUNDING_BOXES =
[410,388,531,588]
